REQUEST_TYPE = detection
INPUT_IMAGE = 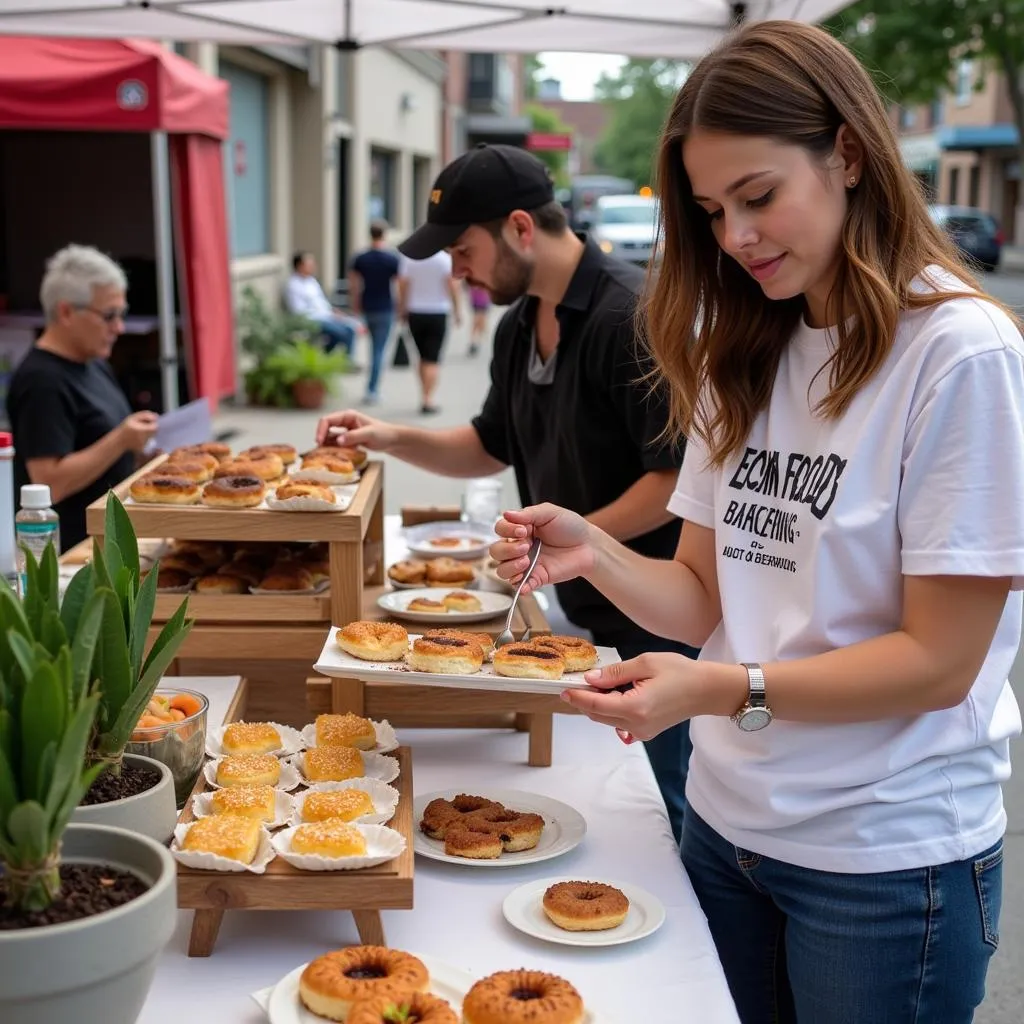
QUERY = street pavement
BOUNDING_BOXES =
[213,277,1024,1022]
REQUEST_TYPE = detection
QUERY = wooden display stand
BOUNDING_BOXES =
[175,677,415,957]
[82,454,385,725]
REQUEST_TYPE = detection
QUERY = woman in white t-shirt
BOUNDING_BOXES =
[489,21,1024,1024]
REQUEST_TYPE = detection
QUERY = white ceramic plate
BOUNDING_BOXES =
[315,628,619,696]
[300,718,399,755]
[403,520,497,561]
[412,789,587,868]
[502,876,667,947]
[266,952,475,1024]
[377,587,512,625]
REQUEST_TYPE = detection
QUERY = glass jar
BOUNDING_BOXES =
[462,477,503,528]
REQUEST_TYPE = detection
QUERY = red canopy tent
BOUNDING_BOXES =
[0,36,234,410]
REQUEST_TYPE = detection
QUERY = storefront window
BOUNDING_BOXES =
[369,148,396,225]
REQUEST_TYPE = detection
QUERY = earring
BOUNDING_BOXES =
[848,176,857,187]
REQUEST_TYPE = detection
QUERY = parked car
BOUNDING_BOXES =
[928,204,1004,272]
[590,194,659,266]
[564,175,635,231]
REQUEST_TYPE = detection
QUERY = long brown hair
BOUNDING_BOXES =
[644,20,1003,466]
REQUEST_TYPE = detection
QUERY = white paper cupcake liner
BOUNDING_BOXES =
[248,579,330,596]
[265,494,345,513]
[300,718,399,754]
[171,822,277,873]
[203,756,303,792]
[288,749,400,787]
[205,721,305,759]
[270,823,406,871]
[191,788,296,830]
[288,779,400,828]
[155,581,195,594]
[290,468,360,485]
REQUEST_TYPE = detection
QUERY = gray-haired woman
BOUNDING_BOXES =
[6,244,158,550]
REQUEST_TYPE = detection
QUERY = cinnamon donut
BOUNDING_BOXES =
[532,635,599,673]
[424,629,494,659]
[165,452,219,477]
[202,475,266,508]
[275,481,336,503]
[215,452,284,482]
[346,991,458,1024]
[172,442,231,462]
[542,881,630,932]
[493,643,565,681]
[406,635,483,675]
[336,620,409,662]
[298,946,430,1022]
[425,557,476,586]
[242,443,297,465]
[462,971,584,1024]
[129,473,201,505]
[388,560,427,585]
[464,805,545,852]
[418,793,501,839]
[443,822,503,859]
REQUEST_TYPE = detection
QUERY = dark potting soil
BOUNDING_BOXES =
[80,759,162,806]
[0,863,147,930]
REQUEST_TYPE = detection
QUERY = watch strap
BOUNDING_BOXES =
[740,663,766,709]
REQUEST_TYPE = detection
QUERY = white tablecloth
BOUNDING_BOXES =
[138,676,739,1023]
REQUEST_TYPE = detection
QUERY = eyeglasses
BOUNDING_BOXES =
[77,305,129,324]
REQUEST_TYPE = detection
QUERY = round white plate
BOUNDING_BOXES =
[377,587,512,625]
[502,876,667,947]
[267,952,475,1023]
[413,789,586,868]
[403,520,497,561]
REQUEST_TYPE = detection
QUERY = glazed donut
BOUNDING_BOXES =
[336,620,409,662]
[172,442,231,462]
[346,990,458,1024]
[388,560,427,585]
[493,643,565,681]
[129,473,201,505]
[165,452,219,477]
[532,635,599,673]
[465,804,545,852]
[542,881,630,932]
[425,557,476,586]
[298,946,430,1022]
[202,475,266,508]
[259,567,315,591]
[242,443,297,465]
[407,597,448,613]
[195,573,248,594]
[406,635,483,675]
[275,481,336,503]
[442,590,482,613]
[418,793,501,840]
[461,970,585,1024]
[443,822,503,859]
[215,452,284,482]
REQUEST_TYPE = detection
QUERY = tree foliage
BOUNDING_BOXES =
[592,59,687,188]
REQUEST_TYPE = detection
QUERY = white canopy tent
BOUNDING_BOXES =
[0,1,852,59]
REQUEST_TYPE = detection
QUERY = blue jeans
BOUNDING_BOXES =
[363,312,393,397]
[317,316,354,356]
[592,628,696,846]
[682,808,1003,1024]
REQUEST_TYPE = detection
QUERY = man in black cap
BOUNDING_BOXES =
[316,144,695,844]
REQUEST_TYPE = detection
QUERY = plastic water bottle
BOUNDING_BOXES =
[16,484,60,598]
[0,431,15,586]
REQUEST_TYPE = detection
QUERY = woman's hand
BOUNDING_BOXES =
[489,504,597,595]
[562,653,746,742]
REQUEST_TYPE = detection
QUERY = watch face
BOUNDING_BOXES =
[738,708,772,732]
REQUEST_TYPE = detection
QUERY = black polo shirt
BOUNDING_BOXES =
[471,238,684,636]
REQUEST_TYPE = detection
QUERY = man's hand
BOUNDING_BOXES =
[119,411,159,453]
[315,409,401,451]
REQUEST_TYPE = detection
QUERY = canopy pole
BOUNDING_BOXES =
[150,129,179,411]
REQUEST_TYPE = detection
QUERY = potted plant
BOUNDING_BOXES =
[0,546,177,1024]
[65,493,194,843]
[264,338,348,409]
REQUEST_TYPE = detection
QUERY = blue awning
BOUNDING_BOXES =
[937,124,1019,150]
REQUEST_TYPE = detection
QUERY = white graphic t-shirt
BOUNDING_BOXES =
[669,270,1024,873]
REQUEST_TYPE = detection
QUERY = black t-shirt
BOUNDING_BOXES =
[471,238,684,636]
[7,348,134,551]
[351,248,400,314]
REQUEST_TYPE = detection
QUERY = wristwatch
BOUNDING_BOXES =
[732,663,773,732]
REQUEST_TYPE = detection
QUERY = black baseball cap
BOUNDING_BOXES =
[398,143,556,260]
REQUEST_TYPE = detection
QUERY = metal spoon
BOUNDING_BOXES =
[494,538,542,649]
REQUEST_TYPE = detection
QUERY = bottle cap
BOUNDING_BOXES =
[0,432,12,447]
[20,484,52,509]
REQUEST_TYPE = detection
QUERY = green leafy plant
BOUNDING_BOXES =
[264,339,347,388]
[0,545,108,911]
[237,285,320,363]
[61,494,194,777]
